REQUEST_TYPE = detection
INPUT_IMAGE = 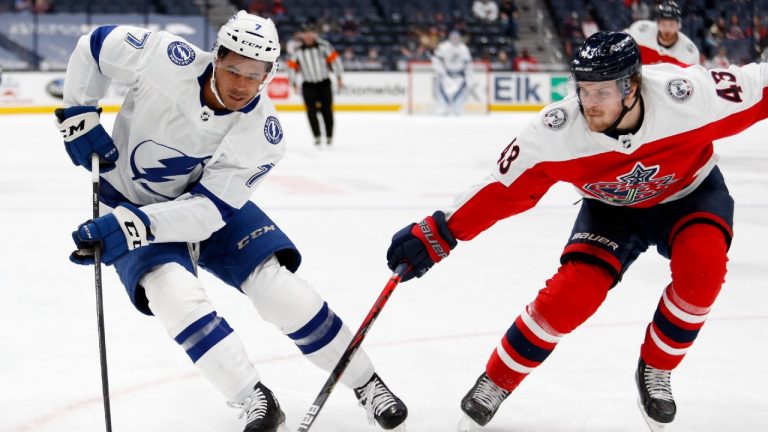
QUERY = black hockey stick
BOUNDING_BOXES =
[91,154,113,432]
[296,262,410,432]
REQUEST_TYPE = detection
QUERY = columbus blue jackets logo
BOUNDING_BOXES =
[583,163,678,205]
[167,41,196,66]
[542,107,568,130]
[666,78,693,102]
[130,140,210,199]
[264,116,283,144]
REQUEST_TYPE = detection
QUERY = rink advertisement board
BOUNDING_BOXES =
[490,73,570,109]
[0,71,568,114]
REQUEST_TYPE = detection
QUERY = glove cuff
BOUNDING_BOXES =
[57,109,102,142]
[431,210,458,249]
[113,204,153,250]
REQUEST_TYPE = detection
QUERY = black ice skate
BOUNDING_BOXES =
[354,373,408,430]
[458,373,510,430]
[636,359,676,431]
[228,382,287,432]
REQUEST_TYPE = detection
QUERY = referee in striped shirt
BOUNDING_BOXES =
[287,23,344,146]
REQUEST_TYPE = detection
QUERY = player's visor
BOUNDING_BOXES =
[216,57,274,82]
[574,79,626,106]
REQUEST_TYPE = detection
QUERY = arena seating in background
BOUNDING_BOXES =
[546,0,765,65]
[1,0,766,71]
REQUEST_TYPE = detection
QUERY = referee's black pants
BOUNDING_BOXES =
[301,79,334,141]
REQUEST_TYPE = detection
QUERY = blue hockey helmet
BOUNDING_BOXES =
[570,31,641,98]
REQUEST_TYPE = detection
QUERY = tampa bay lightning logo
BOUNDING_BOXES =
[583,163,678,205]
[167,41,196,66]
[130,140,210,199]
[264,116,283,145]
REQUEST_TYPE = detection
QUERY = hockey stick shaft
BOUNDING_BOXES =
[91,154,113,432]
[296,262,410,432]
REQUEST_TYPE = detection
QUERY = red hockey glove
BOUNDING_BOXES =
[386,210,457,282]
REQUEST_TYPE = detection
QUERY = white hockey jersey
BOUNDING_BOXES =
[63,25,286,244]
[445,62,768,240]
[432,40,472,76]
[627,20,700,66]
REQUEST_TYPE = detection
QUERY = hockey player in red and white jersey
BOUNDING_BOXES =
[627,0,699,66]
[387,31,768,431]
[57,11,407,432]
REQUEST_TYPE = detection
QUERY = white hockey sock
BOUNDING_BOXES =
[141,263,260,401]
[243,256,375,389]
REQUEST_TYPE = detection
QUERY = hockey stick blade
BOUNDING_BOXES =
[296,263,410,432]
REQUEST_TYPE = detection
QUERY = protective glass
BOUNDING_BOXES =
[574,79,626,106]
[216,57,274,83]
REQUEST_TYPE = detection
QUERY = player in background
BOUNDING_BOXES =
[386,31,768,431]
[432,30,473,115]
[56,11,407,432]
[626,0,700,66]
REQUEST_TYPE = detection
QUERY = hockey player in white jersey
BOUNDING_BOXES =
[432,30,473,115]
[626,0,700,66]
[386,31,768,431]
[56,11,407,432]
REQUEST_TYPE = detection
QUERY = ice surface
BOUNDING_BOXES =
[1,112,766,432]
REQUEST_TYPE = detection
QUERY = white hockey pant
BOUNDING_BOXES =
[140,256,374,402]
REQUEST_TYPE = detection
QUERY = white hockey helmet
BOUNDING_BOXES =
[210,11,280,108]
[215,11,281,63]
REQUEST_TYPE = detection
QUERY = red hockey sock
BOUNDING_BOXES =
[641,223,728,370]
[486,261,613,391]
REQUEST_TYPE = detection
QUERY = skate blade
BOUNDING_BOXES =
[388,423,407,432]
[457,415,481,432]
[636,398,667,432]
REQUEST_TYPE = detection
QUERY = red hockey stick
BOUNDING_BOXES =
[296,262,410,431]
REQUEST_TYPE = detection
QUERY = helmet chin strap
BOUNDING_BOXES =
[601,93,641,135]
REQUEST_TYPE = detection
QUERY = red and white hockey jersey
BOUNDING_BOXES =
[627,20,700,66]
[445,62,768,241]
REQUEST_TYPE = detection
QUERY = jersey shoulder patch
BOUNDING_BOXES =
[665,78,694,103]
[167,40,196,66]
[264,115,284,144]
[542,106,569,130]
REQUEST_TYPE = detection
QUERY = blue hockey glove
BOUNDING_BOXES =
[71,203,153,265]
[55,106,118,172]
[386,210,457,282]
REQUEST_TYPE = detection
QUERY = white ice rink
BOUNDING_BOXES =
[1,111,767,432]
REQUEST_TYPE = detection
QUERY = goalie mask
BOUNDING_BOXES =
[210,11,281,109]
